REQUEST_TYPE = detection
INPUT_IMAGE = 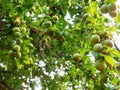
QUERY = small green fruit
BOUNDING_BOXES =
[99,72,107,83]
[12,27,20,32]
[101,4,108,14]
[52,15,59,22]
[93,43,103,52]
[14,18,21,26]
[21,27,26,33]
[17,39,23,44]
[16,52,21,58]
[73,53,81,62]
[14,32,21,37]
[31,6,36,12]
[13,45,20,52]
[95,59,107,72]
[43,21,52,27]
[107,3,116,12]
[8,50,14,57]
[104,39,114,48]
[90,35,100,44]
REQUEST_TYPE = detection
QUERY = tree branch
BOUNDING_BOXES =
[113,39,120,52]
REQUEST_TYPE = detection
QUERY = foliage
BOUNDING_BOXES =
[0,0,120,90]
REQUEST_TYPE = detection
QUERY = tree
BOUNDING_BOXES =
[0,0,120,90]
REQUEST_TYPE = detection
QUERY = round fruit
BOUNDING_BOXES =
[12,27,20,32]
[104,39,114,48]
[52,15,59,22]
[8,50,14,57]
[109,11,118,18]
[21,27,26,33]
[31,6,36,12]
[14,18,21,26]
[72,53,81,62]
[95,59,107,72]
[16,39,23,44]
[99,72,107,83]
[14,32,21,37]
[43,21,52,27]
[90,34,100,44]
[16,52,21,58]
[93,43,103,52]
[13,45,20,52]
[107,3,116,12]
[101,4,108,14]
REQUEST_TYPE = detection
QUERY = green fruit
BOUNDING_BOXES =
[8,50,14,57]
[16,52,21,58]
[52,15,59,22]
[21,27,26,33]
[95,59,107,72]
[13,45,20,52]
[109,11,118,17]
[93,43,103,52]
[14,18,21,26]
[99,72,107,83]
[17,39,23,44]
[72,53,81,62]
[12,27,20,32]
[43,21,52,27]
[101,4,108,14]
[107,3,116,12]
[31,6,36,12]
[90,35,100,44]
[104,39,114,48]
[14,32,21,37]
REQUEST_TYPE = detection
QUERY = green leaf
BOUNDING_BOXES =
[102,55,115,67]
[17,64,23,69]
[111,49,120,58]
[23,59,31,65]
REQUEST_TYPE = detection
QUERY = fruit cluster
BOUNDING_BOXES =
[8,18,24,59]
[90,33,114,54]
[90,33,114,83]
[101,3,118,18]
[42,15,59,27]
[8,17,33,59]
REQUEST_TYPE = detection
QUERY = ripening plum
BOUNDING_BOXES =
[93,43,103,52]
[109,11,118,17]
[90,34,100,44]
[107,3,117,12]
[95,59,107,71]
[72,53,81,62]
[8,50,14,57]
[101,4,108,14]
[104,39,114,48]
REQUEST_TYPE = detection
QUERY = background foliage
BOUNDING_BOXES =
[0,0,120,90]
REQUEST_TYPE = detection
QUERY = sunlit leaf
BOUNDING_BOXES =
[17,64,23,69]
[102,55,115,67]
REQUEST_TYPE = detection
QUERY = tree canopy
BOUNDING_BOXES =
[0,0,120,90]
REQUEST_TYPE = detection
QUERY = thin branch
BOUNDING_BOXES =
[0,70,22,76]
